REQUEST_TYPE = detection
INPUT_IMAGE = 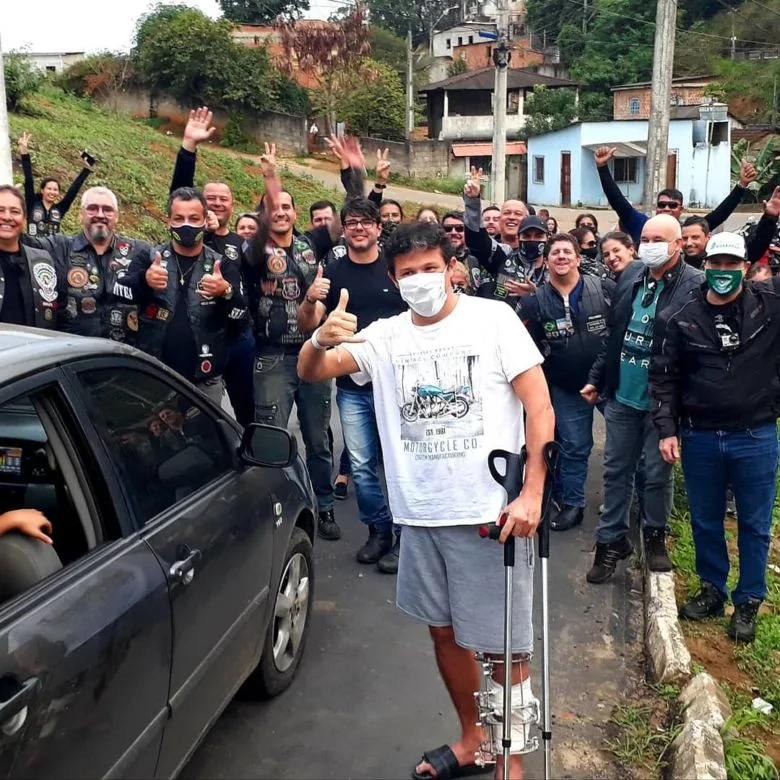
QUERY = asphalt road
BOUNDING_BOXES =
[183,412,643,780]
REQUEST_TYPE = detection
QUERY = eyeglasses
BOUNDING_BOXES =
[443,224,465,233]
[344,219,376,230]
[657,200,680,210]
[85,204,115,215]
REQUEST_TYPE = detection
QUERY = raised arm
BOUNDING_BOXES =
[18,133,36,216]
[171,107,216,192]
[57,158,92,216]
[594,146,646,243]
[463,167,503,272]
[705,159,755,232]
[746,187,780,263]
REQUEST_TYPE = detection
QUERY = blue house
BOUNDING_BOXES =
[526,108,732,208]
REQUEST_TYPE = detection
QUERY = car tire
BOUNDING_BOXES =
[246,526,314,699]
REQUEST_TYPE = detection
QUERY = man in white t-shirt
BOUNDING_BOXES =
[298,221,554,780]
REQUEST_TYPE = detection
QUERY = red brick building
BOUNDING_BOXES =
[451,38,543,71]
[612,75,716,120]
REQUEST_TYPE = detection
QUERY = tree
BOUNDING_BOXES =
[523,86,578,137]
[335,59,407,138]
[217,0,309,24]
[363,0,460,49]
[4,52,42,111]
[276,7,371,131]
[58,53,134,102]
[447,55,468,77]
[368,26,432,89]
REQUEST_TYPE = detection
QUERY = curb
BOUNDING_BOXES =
[641,540,729,779]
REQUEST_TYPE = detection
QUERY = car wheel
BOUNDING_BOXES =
[247,526,314,698]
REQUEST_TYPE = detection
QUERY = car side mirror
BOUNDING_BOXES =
[239,423,297,468]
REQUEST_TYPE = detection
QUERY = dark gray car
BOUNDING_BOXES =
[0,326,317,778]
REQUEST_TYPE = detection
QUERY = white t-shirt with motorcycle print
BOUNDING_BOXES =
[343,295,543,527]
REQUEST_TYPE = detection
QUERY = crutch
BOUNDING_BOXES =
[479,441,559,780]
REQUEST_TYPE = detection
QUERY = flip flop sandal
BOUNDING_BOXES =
[411,745,491,780]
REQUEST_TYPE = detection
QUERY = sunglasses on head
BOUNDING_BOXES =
[657,200,680,210]
[443,224,465,233]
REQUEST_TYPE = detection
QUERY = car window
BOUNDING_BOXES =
[78,367,234,524]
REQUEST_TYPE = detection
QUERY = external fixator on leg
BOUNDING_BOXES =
[474,653,540,765]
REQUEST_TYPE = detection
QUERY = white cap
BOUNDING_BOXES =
[705,232,746,260]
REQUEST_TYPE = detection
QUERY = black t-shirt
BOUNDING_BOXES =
[0,251,28,326]
[324,253,407,391]
[708,296,742,350]
[206,230,242,258]
[206,230,249,334]
[162,254,198,381]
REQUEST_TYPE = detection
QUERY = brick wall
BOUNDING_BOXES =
[451,39,543,71]
[98,88,307,154]
[613,86,708,120]
[358,136,452,178]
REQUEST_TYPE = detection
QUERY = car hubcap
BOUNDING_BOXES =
[272,552,310,672]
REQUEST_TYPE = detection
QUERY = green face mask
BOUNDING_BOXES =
[705,268,743,296]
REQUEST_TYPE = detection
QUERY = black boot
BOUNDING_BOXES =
[356,526,393,564]
[728,599,761,643]
[317,509,341,541]
[644,527,672,572]
[679,582,725,621]
[586,536,633,584]
[377,534,400,574]
[551,504,584,532]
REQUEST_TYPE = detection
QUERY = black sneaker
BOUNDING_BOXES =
[644,527,672,572]
[317,509,341,541]
[728,599,761,643]
[377,534,400,574]
[586,537,633,584]
[679,582,725,621]
[551,505,584,532]
[356,526,393,564]
[334,480,348,500]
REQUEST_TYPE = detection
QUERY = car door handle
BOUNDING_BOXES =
[169,548,202,586]
[0,677,39,736]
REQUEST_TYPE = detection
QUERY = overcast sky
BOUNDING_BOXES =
[3,0,340,54]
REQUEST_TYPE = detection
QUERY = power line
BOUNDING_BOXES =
[740,0,780,19]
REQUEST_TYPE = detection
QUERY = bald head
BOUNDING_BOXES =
[642,214,682,242]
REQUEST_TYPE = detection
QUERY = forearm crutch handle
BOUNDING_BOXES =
[537,441,560,560]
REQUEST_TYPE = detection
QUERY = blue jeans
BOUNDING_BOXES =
[224,326,256,427]
[681,425,779,604]
[597,400,674,544]
[254,350,334,512]
[336,387,393,533]
[550,385,603,507]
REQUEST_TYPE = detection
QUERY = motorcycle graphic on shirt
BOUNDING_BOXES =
[394,347,484,447]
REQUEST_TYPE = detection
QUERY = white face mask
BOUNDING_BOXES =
[638,241,673,268]
[398,272,449,318]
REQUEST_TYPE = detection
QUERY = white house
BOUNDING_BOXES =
[526,108,732,209]
[26,52,85,74]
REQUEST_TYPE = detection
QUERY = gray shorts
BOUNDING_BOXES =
[397,525,535,654]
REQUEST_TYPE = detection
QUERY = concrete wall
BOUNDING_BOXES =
[431,25,496,59]
[527,119,732,208]
[358,136,452,179]
[100,88,307,154]
[28,52,85,74]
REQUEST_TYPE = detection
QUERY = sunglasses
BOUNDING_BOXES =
[443,224,465,233]
[657,200,680,210]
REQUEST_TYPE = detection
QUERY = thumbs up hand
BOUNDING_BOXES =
[317,288,363,347]
[198,259,230,297]
[306,265,330,303]
[145,251,169,290]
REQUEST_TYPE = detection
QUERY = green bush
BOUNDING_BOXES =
[4,52,43,111]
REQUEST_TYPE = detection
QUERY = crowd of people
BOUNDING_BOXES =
[3,108,780,780]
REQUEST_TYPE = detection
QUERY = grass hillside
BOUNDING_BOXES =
[8,89,345,243]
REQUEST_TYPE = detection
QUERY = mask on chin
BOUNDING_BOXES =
[170,223,205,248]
[398,272,448,317]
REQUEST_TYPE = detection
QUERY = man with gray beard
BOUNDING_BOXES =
[23,186,149,345]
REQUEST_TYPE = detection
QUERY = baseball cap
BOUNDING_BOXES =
[705,232,746,260]
[519,216,549,235]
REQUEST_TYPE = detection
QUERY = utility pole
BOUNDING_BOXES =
[491,0,510,203]
[406,24,415,140]
[641,0,677,211]
[583,0,588,35]
[0,34,12,186]
[730,12,736,60]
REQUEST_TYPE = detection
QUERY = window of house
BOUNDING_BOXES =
[468,35,474,44]
[458,36,463,45]
[533,156,545,184]
[487,45,492,61]
[79,368,234,524]
[446,38,451,49]
[45,66,56,73]
[614,157,638,183]
[629,98,640,115]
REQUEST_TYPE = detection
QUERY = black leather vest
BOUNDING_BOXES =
[0,246,59,328]
[26,202,63,238]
